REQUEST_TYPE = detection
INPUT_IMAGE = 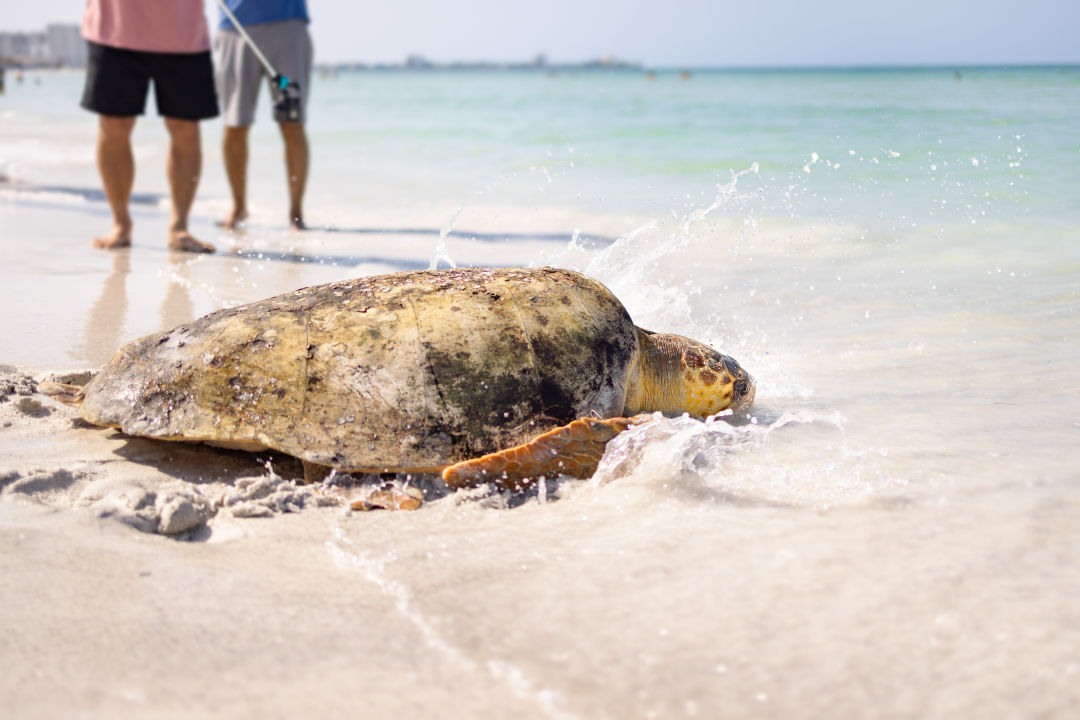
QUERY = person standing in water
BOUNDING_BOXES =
[213,0,312,230]
[80,0,219,253]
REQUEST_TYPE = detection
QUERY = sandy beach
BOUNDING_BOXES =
[4,355,1079,719]
[4,66,1080,718]
[3,212,1078,718]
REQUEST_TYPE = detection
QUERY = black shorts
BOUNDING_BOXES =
[80,40,219,120]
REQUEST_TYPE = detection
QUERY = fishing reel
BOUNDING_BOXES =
[271,74,302,123]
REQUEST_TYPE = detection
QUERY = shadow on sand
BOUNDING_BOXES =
[222,224,616,269]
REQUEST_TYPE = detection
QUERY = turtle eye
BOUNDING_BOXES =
[733,373,748,399]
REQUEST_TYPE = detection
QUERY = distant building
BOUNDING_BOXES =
[0,24,85,67]
[46,24,86,67]
[404,54,434,70]
[0,33,43,64]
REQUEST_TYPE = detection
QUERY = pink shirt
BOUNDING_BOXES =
[82,0,211,54]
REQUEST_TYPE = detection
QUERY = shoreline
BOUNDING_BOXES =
[3,361,1078,718]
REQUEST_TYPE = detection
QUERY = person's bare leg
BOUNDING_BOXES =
[93,115,137,249]
[163,116,213,253]
[279,122,309,230]
[220,125,249,229]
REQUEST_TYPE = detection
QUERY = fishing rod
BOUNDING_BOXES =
[214,0,301,122]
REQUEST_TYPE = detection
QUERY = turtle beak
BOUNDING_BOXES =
[725,357,756,413]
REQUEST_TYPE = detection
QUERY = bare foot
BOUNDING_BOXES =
[217,207,248,230]
[167,229,215,253]
[290,215,307,231]
[93,225,132,249]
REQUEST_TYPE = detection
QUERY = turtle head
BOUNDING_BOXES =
[625,329,755,418]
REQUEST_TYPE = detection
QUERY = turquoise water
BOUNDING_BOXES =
[310,66,1080,222]
[4,65,1078,232]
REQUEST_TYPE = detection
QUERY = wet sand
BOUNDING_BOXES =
[3,197,1079,719]
[0,198,621,368]
[4,365,1078,719]
[0,390,536,718]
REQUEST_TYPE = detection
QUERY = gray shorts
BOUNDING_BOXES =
[213,19,312,126]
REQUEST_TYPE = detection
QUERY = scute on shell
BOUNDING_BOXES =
[79,267,642,472]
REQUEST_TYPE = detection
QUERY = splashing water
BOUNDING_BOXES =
[580,407,895,511]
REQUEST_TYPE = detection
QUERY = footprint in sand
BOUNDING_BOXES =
[76,477,213,535]
[2,467,213,536]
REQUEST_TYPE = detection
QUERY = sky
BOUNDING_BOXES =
[5,0,1080,68]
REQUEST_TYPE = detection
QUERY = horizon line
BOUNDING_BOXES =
[315,59,1080,71]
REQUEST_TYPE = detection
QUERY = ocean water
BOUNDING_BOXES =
[2,66,1080,716]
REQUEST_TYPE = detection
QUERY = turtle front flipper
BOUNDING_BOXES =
[442,415,651,489]
[315,479,425,511]
[303,460,425,511]
[347,485,424,511]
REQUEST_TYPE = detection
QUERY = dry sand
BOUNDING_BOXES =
[1,365,552,719]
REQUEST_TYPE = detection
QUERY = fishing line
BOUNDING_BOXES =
[214,0,302,122]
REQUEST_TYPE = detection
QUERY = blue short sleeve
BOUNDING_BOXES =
[219,0,310,29]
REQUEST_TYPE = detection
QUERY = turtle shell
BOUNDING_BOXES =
[80,267,641,470]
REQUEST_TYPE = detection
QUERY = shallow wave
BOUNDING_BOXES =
[584,409,900,510]
[0,179,168,207]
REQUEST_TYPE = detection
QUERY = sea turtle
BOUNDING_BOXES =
[48,267,754,509]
